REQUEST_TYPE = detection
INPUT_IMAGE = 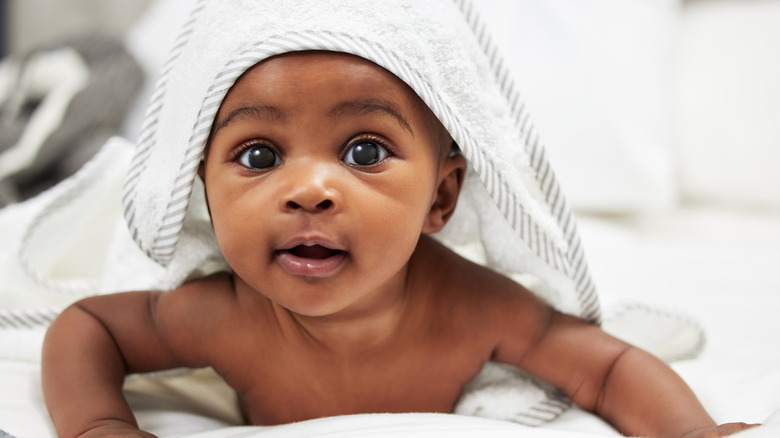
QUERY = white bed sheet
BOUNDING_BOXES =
[2,206,779,437]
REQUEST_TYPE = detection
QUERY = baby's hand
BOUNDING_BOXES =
[682,422,760,437]
[75,419,158,438]
[77,428,157,438]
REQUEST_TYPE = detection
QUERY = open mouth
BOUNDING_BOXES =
[285,244,344,260]
[276,243,347,277]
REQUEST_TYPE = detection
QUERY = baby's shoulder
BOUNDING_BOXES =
[170,271,236,296]
[446,261,549,324]
[159,271,236,307]
[130,272,242,366]
[416,237,550,322]
[153,272,240,330]
[414,239,554,360]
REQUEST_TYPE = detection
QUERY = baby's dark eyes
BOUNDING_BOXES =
[237,145,281,169]
[234,137,390,170]
[343,141,389,166]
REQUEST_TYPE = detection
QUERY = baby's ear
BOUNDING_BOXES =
[198,160,206,180]
[198,160,212,216]
[423,153,466,233]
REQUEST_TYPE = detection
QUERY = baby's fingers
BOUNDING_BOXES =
[682,422,760,438]
[716,422,761,436]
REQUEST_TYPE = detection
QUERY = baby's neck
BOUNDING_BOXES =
[274,274,417,356]
[290,307,409,356]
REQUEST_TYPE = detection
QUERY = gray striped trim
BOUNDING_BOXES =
[122,0,208,261]
[453,0,601,323]
[457,366,571,427]
[509,397,571,426]
[0,307,62,329]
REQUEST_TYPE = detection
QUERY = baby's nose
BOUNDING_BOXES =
[286,197,334,211]
[282,163,341,213]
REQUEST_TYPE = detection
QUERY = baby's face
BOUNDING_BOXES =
[203,51,449,317]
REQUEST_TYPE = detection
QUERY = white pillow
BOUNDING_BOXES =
[674,0,780,210]
[475,0,680,213]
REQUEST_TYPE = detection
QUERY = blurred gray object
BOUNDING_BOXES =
[0,34,143,206]
[7,0,151,56]
[0,0,7,57]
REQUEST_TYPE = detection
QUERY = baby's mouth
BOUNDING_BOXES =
[285,244,344,260]
[276,244,347,277]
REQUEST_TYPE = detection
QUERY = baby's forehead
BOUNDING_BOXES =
[232,51,442,126]
[243,51,405,86]
[213,51,450,152]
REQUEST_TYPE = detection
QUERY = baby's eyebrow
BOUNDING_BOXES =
[213,105,286,134]
[329,99,414,135]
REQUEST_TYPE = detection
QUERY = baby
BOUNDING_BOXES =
[42,50,754,438]
[41,2,755,438]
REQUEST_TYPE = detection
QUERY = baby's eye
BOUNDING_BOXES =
[238,145,281,169]
[343,142,388,166]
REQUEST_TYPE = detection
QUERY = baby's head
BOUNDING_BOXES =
[122,0,595,322]
[199,51,466,315]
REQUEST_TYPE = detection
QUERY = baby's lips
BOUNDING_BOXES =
[275,236,347,277]
[276,248,347,277]
[278,235,345,254]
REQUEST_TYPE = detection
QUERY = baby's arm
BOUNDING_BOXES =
[495,297,755,437]
[42,291,190,438]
